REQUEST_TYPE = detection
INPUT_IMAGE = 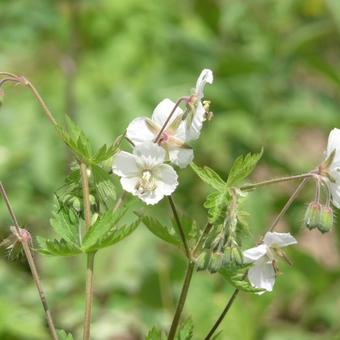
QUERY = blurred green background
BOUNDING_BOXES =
[0,0,339,339]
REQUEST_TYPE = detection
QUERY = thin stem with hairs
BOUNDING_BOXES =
[204,177,309,339]
[0,182,58,340]
[80,162,96,340]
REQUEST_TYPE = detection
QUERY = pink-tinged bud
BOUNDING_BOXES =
[304,202,321,230]
[318,206,333,233]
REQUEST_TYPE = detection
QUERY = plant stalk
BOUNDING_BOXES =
[80,162,96,340]
[204,178,309,339]
[167,261,195,340]
[0,182,58,340]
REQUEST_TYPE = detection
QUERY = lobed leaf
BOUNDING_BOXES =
[190,163,226,191]
[226,149,263,187]
[36,237,82,257]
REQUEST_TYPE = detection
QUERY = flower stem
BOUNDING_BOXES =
[154,96,189,143]
[80,162,96,340]
[240,173,313,191]
[0,182,58,340]
[167,261,195,340]
[168,196,191,259]
[204,178,309,339]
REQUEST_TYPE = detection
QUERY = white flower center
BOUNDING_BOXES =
[136,170,157,194]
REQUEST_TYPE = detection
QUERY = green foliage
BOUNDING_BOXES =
[190,163,225,191]
[175,318,194,340]
[81,208,127,252]
[226,149,263,187]
[220,265,264,294]
[204,190,230,224]
[36,237,82,257]
[142,216,180,246]
[92,165,116,207]
[57,330,74,340]
[83,219,140,252]
[146,327,164,340]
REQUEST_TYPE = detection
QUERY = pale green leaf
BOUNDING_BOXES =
[191,163,226,191]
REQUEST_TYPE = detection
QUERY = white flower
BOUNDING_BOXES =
[243,232,297,294]
[112,142,178,205]
[126,99,193,168]
[185,69,213,141]
[325,128,340,208]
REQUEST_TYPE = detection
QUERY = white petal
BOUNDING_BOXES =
[152,98,184,127]
[112,151,139,177]
[155,164,178,195]
[134,142,165,168]
[168,147,194,168]
[139,189,164,205]
[243,244,267,263]
[185,102,205,141]
[327,128,340,160]
[329,183,340,208]
[126,117,155,145]
[248,260,275,294]
[120,177,139,194]
[195,69,213,100]
[263,232,297,248]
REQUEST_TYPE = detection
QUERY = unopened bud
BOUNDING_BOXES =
[208,252,224,273]
[304,202,321,230]
[223,246,243,266]
[318,206,333,233]
[195,251,210,271]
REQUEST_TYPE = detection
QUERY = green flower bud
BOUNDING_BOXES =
[208,252,224,273]
[195,251,210,271]
[304,202,321,230]
[231,247,243,266]
[223,246,232,266]
[318,206,333,233]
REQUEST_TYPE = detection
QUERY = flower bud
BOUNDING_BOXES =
[304,202,321,230]
[195,251,210,271]
[317,206,333,233]
[208,252,224,273]
[223,246,243,266]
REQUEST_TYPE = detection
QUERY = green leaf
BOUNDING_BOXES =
[146,326,164,340]
[226,149,263,187]
[92,134,124,163]
[81,208,127,251]
[57,330,74,340]
[36,237,82,257]
[204,190,230,224]
[57,115,92,163]
[219,265,264,294]
[84,219,140,252]
[50,200,80,246]
[175,318,193,340]
[142,216,180,246]
[92,165,116,207]
[190,163,225,191]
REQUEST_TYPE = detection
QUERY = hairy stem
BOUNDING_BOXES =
[0,183,58,340]
[167,261,195,340]
[168,196,191,259]
[240,173,313,191]
[80,162,96,340]
[204,178,309,339]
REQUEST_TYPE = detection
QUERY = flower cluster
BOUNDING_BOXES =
[112,69,213,204]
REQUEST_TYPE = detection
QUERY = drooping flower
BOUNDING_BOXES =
[325,128,340,208]
[243,232,297,294]
[112,142,178,205]
[185,68,213,141]
[126,99,193,168]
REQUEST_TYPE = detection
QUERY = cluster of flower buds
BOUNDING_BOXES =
[112,69,213,205]
[304,202,333,233]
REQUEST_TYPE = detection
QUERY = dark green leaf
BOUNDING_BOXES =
[142,216,180,246]
[36,236,82,257]
[226,149,263,187]
[84,219,140,252]
[81,208,127,251]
